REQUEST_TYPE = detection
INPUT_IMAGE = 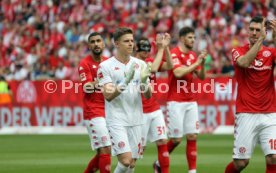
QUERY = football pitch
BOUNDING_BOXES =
[0,134,265,173]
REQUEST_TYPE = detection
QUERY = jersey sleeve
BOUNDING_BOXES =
[231,48,244,66]
[78,61,93,85]
[97,63,112,86]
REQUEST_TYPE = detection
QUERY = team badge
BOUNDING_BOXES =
[262,50,271,57]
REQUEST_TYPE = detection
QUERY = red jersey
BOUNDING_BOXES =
[79,55,107,120]
[232,44,276,113]
[167,47,200,102]
[141,57,162,113]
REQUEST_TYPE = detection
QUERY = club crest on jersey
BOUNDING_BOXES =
[118,141,125,148]
[239,147,246,154]
[134,63,139,69]
[98,72,103,79]
[262,50,271,57]
[114,67,120,70]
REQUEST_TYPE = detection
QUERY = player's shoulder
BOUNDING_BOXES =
[99,56,115,68]
[170,47,180,54]
[79,55,91,65]
[232,44,249,53]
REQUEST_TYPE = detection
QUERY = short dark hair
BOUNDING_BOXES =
[179,27,195,37]
[113,27,133,41]
[88,32,101,43]
[250,15,264,24]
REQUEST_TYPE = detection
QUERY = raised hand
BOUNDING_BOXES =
[140,63,152,84]
[124,62,136,85]
[197,49,208,65]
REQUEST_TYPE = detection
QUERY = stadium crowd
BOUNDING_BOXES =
[0,0,275,81]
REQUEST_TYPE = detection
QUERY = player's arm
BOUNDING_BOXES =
[173,56,205,78]
[79,63,98,92]
[270,20,276,46]
[194,50,207,80]
[102,83,125,101]
[160,33,173,71]
[151,33,173,72]
[236,20,266,68]
[141,63,152,99]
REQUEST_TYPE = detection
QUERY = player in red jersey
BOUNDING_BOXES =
[225,16,276,173]
[79,32,111,173]
[157,27,207,173]
[135,33,173,173]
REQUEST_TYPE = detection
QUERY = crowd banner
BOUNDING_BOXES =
[0,77,246,134]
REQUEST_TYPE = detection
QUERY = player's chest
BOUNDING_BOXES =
[178,53,196,66]
[111,63,141,84]
[89,63,99,75]
[251,51,274,68]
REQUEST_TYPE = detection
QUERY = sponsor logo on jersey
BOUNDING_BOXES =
[262,50,271,57]
[92,65,97,68]
[254,59,263,67]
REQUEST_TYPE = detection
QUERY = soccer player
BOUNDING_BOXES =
[97,27,152,173]
[79,32,111,173]
[225,16,276,173]
[135,33,173,173]
[156,27,207,173]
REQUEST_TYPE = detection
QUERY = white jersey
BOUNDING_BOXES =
[98,56,147,126]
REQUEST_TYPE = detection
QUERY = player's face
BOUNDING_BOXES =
[116,34,134,55]
[88,35,104,56]
[181,33,195,49]
[248,22,262,45]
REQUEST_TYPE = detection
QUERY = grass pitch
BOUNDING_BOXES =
[0,134,265,173]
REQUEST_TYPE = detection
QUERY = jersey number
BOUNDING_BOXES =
[157,126,166,135]
[269,139,276,150]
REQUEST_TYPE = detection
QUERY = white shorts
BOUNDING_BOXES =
[233,113,276,159]
[167,101,199,138]
[108,125,142,159]
[142,110,167,146]
[85,117,111,150]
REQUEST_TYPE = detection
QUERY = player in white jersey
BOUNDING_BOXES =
[98,27,152,173]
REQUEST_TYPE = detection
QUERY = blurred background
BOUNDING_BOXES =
[0,0,275,81]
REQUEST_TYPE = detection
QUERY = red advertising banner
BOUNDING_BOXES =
[0,77,239,132]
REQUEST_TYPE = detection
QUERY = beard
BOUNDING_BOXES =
[185,44,193,49]
[92,49,103,56]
